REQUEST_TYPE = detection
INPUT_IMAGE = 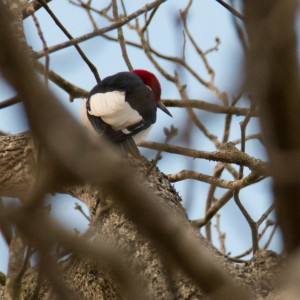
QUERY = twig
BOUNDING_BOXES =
[214,214,226,254]
[35,61,88,99]
[112,0,133,71]
[74,203,91,222]
[141,4,159,33]
[232,220,275,259]
[31,12,49,85]
[204,37,221,55]
[163,99,256,117]
[257,204,275,226]
[205,163,224,241]
[222,113,232,143]
[69,0,113,22]
[22,0,52,19]
[137,20,176,82]
[169,170,259,189]
[35,0,167,58]
[234,191,259,253]
[230,4,248,51]
[238,102,256,178]
[231,133,263,145]
[192,189,234,227]
[263,224,278,249]
[37,0,101,84]
[214,0,244,20]
[180,9,215,83]
[75,0,98,30]
[0,95,21,109]
[140,141,269,175]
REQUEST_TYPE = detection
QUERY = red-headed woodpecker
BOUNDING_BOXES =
[83,69,172,156]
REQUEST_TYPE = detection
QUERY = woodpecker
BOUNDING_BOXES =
[84,69,172,156]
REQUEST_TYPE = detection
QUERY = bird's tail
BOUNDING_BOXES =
[119,137,141,158]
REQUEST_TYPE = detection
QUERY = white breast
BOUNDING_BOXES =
[88,91,142,130]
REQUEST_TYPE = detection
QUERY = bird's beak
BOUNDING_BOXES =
[158,101,172,117]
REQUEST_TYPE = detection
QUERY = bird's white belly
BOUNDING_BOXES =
[88,91,142,130]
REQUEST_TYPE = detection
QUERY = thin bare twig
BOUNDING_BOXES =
[0,95,21,109]
[141,4,159,33]
[234,191,259,253]
[257,204,275,226]
[37,0,101,84]
[214,0,244,20]
[31,12,49,85]
[231,133,263,145]
[112,0,133,71]
[163,100,255,116]
[35,61,88,99]
[70,0,113,22]
[263,224,278,249]
[169,170,259,189]
[232,219,275,259]
[74,203,91,222]
[238,102,256,178]
[214,214,226,254]
[192,189,234,228]
[35,0,167,58]
[205,163,224,241]
[23,0,52,19]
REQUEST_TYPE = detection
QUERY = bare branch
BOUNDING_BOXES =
[215,0,244,20]
[35,0,167,58]
[112,0,133,71]
[168,170,259,189]
[36,0,101,84]
[234,191,259,253]
[31,11,49,85]
[22,0,52,19]
[140,141,269,175]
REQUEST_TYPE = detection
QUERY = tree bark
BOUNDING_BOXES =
[0,133,281,299]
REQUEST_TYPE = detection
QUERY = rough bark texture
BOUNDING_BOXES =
[0,132,35,198]
[0,133,281,299]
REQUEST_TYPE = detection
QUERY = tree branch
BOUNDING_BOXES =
[141,141,269,175]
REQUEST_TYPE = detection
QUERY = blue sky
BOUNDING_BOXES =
[0,0,281,273]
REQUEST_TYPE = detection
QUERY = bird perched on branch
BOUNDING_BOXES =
[83,69,172,156]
